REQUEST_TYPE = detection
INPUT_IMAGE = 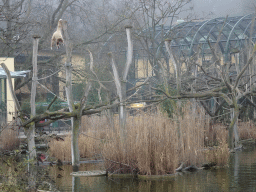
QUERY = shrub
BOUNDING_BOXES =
[0,128,20,151]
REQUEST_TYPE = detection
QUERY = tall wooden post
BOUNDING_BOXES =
[118,26,133,144]
[62,20,80,171]
[28,35,40,159]
[119,80,127,143]
[109,26,133,148]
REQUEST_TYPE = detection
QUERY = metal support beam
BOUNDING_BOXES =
[224,14,252,62]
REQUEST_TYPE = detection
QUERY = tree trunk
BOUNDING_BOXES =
[229,102,239,149]
[119,81,127,146]
[72,117,80,171]
[62,20,80,171]
[230,107,239,148]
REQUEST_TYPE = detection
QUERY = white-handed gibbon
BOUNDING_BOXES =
[51,19,64,49]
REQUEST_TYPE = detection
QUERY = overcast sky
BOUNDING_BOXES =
[188,0,249,19]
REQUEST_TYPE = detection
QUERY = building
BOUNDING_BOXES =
[0,58,29,124]
[134,14,256,80]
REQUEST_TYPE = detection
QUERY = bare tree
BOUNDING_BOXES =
[163,36,256,149]
[130,0,192,81]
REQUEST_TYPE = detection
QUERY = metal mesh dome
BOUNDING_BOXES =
[164,14,256,61]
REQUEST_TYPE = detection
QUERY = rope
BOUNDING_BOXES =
[37,67,64,81]
[37,82,67,102]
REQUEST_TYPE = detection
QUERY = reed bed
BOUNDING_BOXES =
[204,124,229,166]
[48,133,103,162]
[238,121,256,140]
[103,111,180,175]
[48,115,110,161]
[103,105,228,175]
[48,104,229,175]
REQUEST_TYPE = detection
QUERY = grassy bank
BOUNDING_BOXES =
[48,104,229,175]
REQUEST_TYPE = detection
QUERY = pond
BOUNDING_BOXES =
[52,146,256,192]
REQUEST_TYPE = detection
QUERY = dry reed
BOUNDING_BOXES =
[48,133,103,161]
[238,121,256,140]
[48,115,110,161]
[204,125,229,166]
[48,104,229,175]
[102,104,228,175]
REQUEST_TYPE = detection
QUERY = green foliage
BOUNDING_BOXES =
[37,104,45,115]
[49,99,63,112]
[72,83,85,101]
[21,100,30,115]
[20,98,64,116]
[0,101,6,111]
[87,85,108,105]
[156,85,178,117]
[161,98,177,118]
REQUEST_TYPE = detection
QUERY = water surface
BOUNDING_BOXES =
[54,146,256,191]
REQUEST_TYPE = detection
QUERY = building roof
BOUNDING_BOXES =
[0,68,30,78]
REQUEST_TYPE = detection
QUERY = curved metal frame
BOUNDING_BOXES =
[189,19,214,56]
[224,14,252,62]
[98,14,256,64]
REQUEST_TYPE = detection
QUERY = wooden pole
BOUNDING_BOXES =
[62,20,80,171]
[28,35,40,159]
[108,53,126,144]
[119,26,133,145]
[123,26,133,81]
[62,20,73,109]
[109,26,133,149]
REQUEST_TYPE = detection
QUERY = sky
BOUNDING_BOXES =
[188,0,249,19]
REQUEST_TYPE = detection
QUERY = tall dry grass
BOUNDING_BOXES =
[204,124,229,166]
[238,121,256,140]
[102,105,228,175]
[48,115,110,161]
[103,111,179,175]
[0,128,20,151]
[48,133,104,161]
[48,104,229,175]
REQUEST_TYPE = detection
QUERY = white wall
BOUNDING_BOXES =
[0,57,15,122]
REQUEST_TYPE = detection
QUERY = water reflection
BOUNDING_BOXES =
[228,146,256,191]
[54,148,256,191]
